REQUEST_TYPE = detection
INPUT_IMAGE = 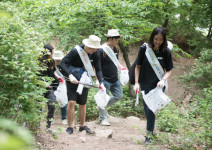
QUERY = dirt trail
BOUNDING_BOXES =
[36,42,194,150]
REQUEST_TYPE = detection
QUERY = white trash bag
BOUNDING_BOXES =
[54,82,68,108]
[120,69,129,86]
[94,90,110,109]
[141,87,171,114]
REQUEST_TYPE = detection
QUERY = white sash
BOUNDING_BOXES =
[75,45,95,95]
[102,43,118,68]
[145,43,168,91]
[75,45,95,76]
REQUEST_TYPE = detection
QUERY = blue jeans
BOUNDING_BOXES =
[61,104,67,120]
[98,80,123,120]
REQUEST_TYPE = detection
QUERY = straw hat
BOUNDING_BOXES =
[104,29,122,37]
[53,50,64,60]
[167,41,173,51]
[82,35,101,49]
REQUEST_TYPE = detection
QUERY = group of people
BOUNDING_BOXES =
[40,26,173,144]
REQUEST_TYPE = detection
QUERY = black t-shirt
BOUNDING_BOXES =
[136,44,173,92]
[59,45,103,84]
[40,59,58,90]
[98,47,119,83]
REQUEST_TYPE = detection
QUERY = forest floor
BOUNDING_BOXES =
[35,42,194,150]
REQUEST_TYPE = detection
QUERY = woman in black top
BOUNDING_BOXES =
[39,44,64,129]
[134,27,173,144]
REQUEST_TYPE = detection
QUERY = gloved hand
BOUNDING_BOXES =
[134,83,140,94]
[99,83,106,91]
[58,77,64,83]
[69,74,78,84]
[157,80,165,87]
[96,80,100,87]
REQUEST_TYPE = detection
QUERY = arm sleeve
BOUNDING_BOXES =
[58,49,77,77]
[164,49,173,71]
[93,50,103,83]
[135,44,146,65]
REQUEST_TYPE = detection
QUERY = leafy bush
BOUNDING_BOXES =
[0,2,49,130]
[157,103,184,133]
[157,48,212,149]
[180,48,212,89]
[0,118,35,150]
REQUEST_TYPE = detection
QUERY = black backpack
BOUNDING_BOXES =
[128,61,137,85]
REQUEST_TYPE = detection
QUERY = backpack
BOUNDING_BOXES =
[129,61,140,85]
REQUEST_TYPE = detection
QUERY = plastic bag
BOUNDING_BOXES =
[54,82,68,107]
[141,87,171,114]
[94,90,110,109]
[120,69,129,86]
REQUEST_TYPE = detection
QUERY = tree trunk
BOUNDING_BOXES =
[162,15,169,28]
[118,41,135,100]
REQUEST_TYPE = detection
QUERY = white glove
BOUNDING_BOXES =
[134,83,140,93]
[99,83,106,91]
[157,80,165,87]
[69,74,78,84]
[96,80,100,87]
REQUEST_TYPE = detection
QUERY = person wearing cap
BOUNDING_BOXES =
[39,44,64,130]
[53,50,68,125]
[134,27,173,144]
[59,35,104,135]
[97,29,127,126]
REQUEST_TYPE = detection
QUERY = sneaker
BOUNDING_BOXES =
[144,136,152,145]
[46,128,53,133]
[66,127,73,135]
[62,119,67,125]
[100,119,110,126]
[46,121,52,128]
[79,125,93,134]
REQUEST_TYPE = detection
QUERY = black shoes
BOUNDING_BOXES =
[145,136,152,145]
[79,125,93,134]
[66,127,73,135]
[46,121,51,128]
[66,126,93,135]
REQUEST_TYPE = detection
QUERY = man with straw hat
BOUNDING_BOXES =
[53,50,68,125]
[97,29,127,126]
[59,35,105,135]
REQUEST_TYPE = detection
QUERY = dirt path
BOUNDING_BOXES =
[36,43,194,150]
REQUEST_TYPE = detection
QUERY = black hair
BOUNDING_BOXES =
[44,44,54,52]
[148,27,168,52]
[39,44,55,71]
[107,36,120,41]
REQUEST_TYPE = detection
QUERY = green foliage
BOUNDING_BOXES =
[15,0,156,51]
[0,118,35,150]
[158,47,212,149]
[157,87,212,149]
[157,103,184,133]
[0,2,49,130]
[180,48,212,88]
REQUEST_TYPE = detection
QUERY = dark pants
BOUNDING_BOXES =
[142,99,155,132]
[61,104,67,120]
[142,85,165,132]
[45,89,56,128]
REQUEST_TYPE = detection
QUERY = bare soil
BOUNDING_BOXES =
[36,42,194,150]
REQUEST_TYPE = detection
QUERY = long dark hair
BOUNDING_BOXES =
[39,44,55,71]
[148,27,168,52]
